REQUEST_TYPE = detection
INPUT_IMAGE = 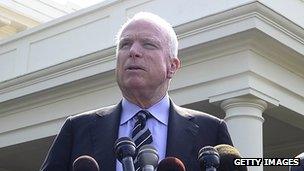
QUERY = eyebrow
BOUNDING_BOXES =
[142,37,161,44]
[119,36,162,44]
[119,38,131,43]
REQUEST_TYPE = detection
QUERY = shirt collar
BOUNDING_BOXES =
[120,94,170,125]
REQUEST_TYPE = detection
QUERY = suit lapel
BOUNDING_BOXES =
[91,103,122,170]
[166,101,199,168]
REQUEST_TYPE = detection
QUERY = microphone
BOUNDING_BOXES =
[214,144,247,171]
[114,137,136,171]
[73,155,100,171]
[156,157,186,171]
[198,146,220,171]
[137,144,159,171]
[290,152,304,171]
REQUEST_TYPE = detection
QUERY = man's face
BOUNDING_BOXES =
[116,19,176,94]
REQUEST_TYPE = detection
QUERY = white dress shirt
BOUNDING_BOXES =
[116,94,170,171]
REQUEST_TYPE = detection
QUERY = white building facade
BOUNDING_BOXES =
[0,0,304,171]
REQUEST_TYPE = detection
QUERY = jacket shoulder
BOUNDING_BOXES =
[174,104,223,123]
[69,103,119,120]
[173,104,233,145]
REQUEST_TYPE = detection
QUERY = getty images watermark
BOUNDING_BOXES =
[234,158,300,166]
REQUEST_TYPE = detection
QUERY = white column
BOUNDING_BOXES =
[221,97,267,171]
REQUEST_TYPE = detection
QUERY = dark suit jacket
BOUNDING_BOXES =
[41,101,233,171]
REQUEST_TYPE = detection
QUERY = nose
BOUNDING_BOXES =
[129,42,142,58]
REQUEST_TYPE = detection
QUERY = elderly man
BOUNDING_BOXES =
[41,12,233,171]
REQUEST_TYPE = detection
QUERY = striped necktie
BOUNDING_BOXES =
[131,110,153,170]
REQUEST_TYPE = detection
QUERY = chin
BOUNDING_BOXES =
[126,82,145,89]
[124,76,144,83]
[123,79,146,89]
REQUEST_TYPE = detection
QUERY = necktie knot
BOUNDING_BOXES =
[135,110,151,128]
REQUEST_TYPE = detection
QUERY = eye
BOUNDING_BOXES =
[119,41,131,49]
[143,42,158,49]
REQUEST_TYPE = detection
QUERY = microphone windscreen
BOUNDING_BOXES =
[114,137,136,162]
[157,157,186,171]
[73,155,100,171]
[215,144,247,171]
[198,146,220,170]
[138,144,159,168]
[290,152,304,171]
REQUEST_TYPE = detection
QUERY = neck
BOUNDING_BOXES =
[122,89,167,109]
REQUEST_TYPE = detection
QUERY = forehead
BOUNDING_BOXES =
[120,19,167,41]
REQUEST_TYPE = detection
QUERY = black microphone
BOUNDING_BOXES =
[137,144,159,171]
[114,137,136,171]
[156,157,186,171]
[73,155,100,171]
[198,146,220,171]
[214,144,247,171]
[290,152,304,171]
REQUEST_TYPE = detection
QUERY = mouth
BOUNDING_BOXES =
[125,65,145,71]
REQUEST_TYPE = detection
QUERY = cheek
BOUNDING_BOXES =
[116,60,122,69]
[116,59,125,77]
[116,54,126,68]
[151,62,168,78]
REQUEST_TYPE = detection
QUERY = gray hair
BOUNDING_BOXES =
[115,12,178,58]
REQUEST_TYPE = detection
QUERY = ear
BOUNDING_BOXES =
[167,57,181,79]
